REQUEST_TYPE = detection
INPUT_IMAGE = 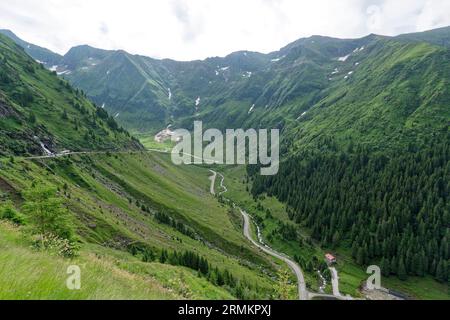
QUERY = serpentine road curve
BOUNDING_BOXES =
[24,149,348,301]
[209,170,309,300]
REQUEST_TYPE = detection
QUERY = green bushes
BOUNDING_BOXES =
[155,211,197,240]
[95,107,109,120]
[106,116,119,131]
[30,232,79,258]
[0,201,25,225]
[128,243,156,263]
[21,183,75,242]
[19,183,79,257]
[129,245,258,299]
[0,187,79,257]
[0,69,11,84]
[13,88,34,107]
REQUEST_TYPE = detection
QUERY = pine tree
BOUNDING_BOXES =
[250,138,450,283]
[356,245,367,265]
[398,257,407,281]
[332,231,340,248]
[381,257,390,277]
[159,249,168,263]
[22,184,74,242]
[435,259,447,283]
[351,241,358,259]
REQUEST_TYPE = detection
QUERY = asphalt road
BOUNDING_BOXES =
[330,267,342,297]
[240,208,309,300]
[209,170,309,300]
[25,149,349,301]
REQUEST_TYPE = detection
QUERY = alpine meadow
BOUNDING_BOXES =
[0,0,448,307]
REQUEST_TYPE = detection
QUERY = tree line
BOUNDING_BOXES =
[155,211,198,240]
[250,136,449,283]
[128,243,263,299]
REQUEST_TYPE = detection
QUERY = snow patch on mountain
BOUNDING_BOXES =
[297,111,307,120]
[338,54,350,62]
[57,70,71,76]
[271,55,286,62]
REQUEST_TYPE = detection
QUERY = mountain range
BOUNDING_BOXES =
[0,26,448,300]
[1,27,449,140]
[0,33,141,156]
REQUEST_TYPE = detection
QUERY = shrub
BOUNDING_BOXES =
[21,183,75,242]
[31,232,79,258]
[14,88,34,107]
[0,201,26,225]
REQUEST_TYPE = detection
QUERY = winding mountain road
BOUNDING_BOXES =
[330,267,342,297]
[208,170,217,195]
[240,208,309,300]
[209,170,309,300]
[22,148,171,161]
[23,148,350,300]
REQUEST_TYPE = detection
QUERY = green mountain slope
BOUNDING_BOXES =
[0,30,62,68]
[0,31,283,300]
[1,26,449,299]
[64,49,172,132]
[396,26,450,48]
[0,152,281,299]
[0,34,141,156]
[0,220,232,300]
[3,27,448,136]
[283,39,450,151]
[247,38,449,287]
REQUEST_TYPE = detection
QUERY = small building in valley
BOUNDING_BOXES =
[325,253,337,264]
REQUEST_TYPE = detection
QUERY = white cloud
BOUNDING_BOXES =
[0,0,449,61]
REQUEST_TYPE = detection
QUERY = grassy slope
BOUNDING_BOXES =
[0,221,232,300]
[0,152,277,299]
[287,40,450,154]
[0,34,138,156]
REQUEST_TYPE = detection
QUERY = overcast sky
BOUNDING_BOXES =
[1,0,449,61]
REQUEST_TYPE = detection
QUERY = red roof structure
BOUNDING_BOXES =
[325,254,337,263]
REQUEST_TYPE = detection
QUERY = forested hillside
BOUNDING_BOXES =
[0,33,283,300]
[250,137,449,283]
[1,25,449,299]
[248,31,450,285]
[0,34,140,156]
